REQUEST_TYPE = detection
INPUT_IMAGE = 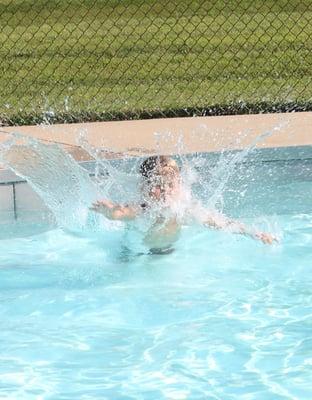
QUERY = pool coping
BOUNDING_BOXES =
[0,111,311,184]
[0,111,311,161]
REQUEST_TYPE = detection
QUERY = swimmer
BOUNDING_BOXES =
[90,156,278,251]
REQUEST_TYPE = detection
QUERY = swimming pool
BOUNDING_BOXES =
[0,147,311,399]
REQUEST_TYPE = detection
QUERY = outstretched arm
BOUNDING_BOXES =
[90,199,138,221]
[203,211,278,245]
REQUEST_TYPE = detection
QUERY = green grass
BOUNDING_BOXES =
[1,0,312,125]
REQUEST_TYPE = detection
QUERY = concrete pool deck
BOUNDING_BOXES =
[1,111,312,163]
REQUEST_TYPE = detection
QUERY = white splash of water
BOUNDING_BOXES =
[0,120,287,236]
[0,130,102,231]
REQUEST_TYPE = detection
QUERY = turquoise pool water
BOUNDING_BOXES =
[0,155,311,399]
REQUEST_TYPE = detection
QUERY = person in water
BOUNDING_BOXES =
[90,156,277,252]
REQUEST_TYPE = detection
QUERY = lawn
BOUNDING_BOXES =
[0,0,312,125]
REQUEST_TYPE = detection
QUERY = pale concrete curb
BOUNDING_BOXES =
[1,112,311,162]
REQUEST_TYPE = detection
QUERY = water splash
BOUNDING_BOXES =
[0,130,102,231]
[77,129,140,204]
[198,123,286,211]
[0,121,289,236]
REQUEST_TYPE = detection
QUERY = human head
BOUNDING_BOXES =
[139,156,180,201]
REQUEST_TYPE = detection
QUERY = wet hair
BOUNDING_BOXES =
[139,156,179,178]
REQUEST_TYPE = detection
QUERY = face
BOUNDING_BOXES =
[142,166,180,202]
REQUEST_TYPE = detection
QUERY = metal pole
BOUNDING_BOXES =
[12,183,17,220]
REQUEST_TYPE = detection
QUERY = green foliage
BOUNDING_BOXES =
[0,0,312,125]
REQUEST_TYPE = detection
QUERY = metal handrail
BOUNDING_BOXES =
[0,180,24,219]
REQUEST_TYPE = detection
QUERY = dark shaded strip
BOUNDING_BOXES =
[12,182,17,220]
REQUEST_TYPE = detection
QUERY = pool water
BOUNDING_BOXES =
[0,156,312,399]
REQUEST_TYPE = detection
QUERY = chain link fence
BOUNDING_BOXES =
[1,0,312,125]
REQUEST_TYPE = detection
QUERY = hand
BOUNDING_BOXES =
[254,231,279,245]
[90,200,137,221]
[90,199,115,215]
